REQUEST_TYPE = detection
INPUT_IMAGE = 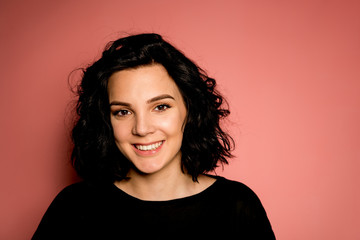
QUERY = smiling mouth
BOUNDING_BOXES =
[134,141,164,151]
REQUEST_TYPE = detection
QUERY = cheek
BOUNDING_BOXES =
[158,112,186,136]
[111,120,131,143]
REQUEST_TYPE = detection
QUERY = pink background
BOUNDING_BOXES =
[1,0,359,239]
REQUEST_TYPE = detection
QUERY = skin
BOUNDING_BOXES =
[108,64,215,201]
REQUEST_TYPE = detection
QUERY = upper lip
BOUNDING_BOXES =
[133,140,164,146]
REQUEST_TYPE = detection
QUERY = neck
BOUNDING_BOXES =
[116,168,195,201]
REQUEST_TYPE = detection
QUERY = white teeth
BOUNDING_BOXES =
[135,141,163,151]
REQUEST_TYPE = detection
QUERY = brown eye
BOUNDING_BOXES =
[154,104,170,112]
[114,109,131,116]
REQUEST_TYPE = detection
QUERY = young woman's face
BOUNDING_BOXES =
[108,64,187,176]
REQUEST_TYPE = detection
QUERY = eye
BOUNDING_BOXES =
[154,104,170,112]
[113,109,131,117]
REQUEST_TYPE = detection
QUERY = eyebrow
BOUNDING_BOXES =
[109,94,175,107]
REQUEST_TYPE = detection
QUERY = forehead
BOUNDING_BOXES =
[107,64,182,101]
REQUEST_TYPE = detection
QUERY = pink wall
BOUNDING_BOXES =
[1,0,359,239]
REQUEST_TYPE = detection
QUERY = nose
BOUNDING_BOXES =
[132,112,155,136]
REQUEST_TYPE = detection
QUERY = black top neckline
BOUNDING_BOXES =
[109,175,223,205]
[32,175,276,239]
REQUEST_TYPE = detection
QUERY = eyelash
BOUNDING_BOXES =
[154,104,171,112]
[112,104,171,117]
[113,110,131,117]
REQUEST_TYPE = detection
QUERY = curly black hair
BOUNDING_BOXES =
[71,33,234,182]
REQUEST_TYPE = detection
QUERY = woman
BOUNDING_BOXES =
[32,33,275,239]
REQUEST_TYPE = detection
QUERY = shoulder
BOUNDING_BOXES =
[52,181,92,202]
[57,181,89,195]
[58,180,117,195]
[212,176,270,220]
[42,181,113,215]
[32,181,113,239]
[41,182,91,214]
[214,176,262,202]
[212,176,276,239]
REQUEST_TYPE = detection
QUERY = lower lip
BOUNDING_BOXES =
[132,141,164,156]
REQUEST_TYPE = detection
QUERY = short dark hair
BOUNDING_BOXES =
[71,33,234,182]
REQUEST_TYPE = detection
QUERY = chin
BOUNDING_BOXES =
[130,158,167,175]
[132,166,165,176]
[130,153,181,176]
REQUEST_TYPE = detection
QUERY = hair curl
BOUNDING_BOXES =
[71,33,234,182]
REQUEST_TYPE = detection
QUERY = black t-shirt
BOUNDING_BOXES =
[32,176,275,239]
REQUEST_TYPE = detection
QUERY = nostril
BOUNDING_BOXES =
[132,120,154,136]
